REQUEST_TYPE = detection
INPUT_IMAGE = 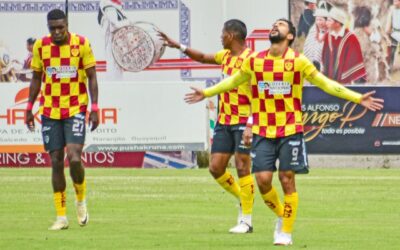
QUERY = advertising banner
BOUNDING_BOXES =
[303,86,400,154]
[0,152,145,167]
[0,82,208,153]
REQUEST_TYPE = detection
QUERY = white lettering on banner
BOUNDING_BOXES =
[0,153,30,165]
[303,104,341,112]
[35,153,45,164]
[388,115,400,125]
[81,152,115,164]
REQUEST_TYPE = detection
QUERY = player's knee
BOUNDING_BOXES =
[255,174,272,193]
[50,150,64,167]
[69,159,82,169]
[234,159,250,176]
[278,173,295,191]
[209,163,224,178]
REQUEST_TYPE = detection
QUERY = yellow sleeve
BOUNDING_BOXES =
[214,49,229,65]
[240,56,254,75]
[203,70,250,97]
[30,40,43,72]
[307,72,363,104]
[299,54,317,79]
[82,38,96,69]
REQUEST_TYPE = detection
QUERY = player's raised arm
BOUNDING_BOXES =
[307,71,384,111]
[158,31,217,64]
[184,70,250,104]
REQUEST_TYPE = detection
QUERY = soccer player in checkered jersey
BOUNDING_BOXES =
[25,9,100,230]
[185,18,384,245]
[159,20,256,233]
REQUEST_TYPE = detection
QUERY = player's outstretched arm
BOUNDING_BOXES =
[308,71,384,111]
[157,31,217,64]
[359,91,384,111]
[184,87,205,104]
[184,70,250,104]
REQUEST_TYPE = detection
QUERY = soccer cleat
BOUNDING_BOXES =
[274,217,283,240]
[76,201,89,226]
[273,232,293,246]
[48,218,69,231]
[229,221,253,234]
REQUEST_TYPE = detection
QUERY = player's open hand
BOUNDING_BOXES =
[157,31,180,49]
[89,111,99,132]
[184,87,205,104]
[242,126,253,147]
[25,110,35,132]
[360,91,384,111]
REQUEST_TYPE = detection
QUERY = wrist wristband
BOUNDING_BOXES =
[26,102,33,111]
[179,44,187,53]
[246,116,253,128]
[91,103,99,112]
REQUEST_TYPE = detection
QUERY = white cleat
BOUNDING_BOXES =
[229,221,253,234]
[76,201,89,226]
[48,218,69,231]
[274,217,283,240]
[273,232,293,246]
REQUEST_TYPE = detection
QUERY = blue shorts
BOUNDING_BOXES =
[211,123,250,154]
[251,133,309,174]
[41,113,86,152]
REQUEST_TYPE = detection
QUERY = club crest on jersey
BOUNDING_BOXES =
[71,47,80,57]
[235,58,243,68]
[284,61,293,71]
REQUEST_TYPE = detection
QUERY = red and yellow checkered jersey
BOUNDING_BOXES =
[31,33,96,119]
[214,48,253,125]
[241,48,316,138]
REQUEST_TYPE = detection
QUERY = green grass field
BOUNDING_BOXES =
[0,168,399,250]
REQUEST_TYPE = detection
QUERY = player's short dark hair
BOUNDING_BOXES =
[27,37,36,45]
[47,9,67,21]
[277,18,296,46]
[224,19,247,41]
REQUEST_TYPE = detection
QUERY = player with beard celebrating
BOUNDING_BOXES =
[184,18,384,246]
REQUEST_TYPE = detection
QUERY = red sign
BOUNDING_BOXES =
[0,152,145,168]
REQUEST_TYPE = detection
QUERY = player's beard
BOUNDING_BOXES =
[269,31,286,44]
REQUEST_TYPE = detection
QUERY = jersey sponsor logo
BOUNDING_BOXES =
[258,81,291,95]
[46,66,77,79]
[258,81,267,91]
